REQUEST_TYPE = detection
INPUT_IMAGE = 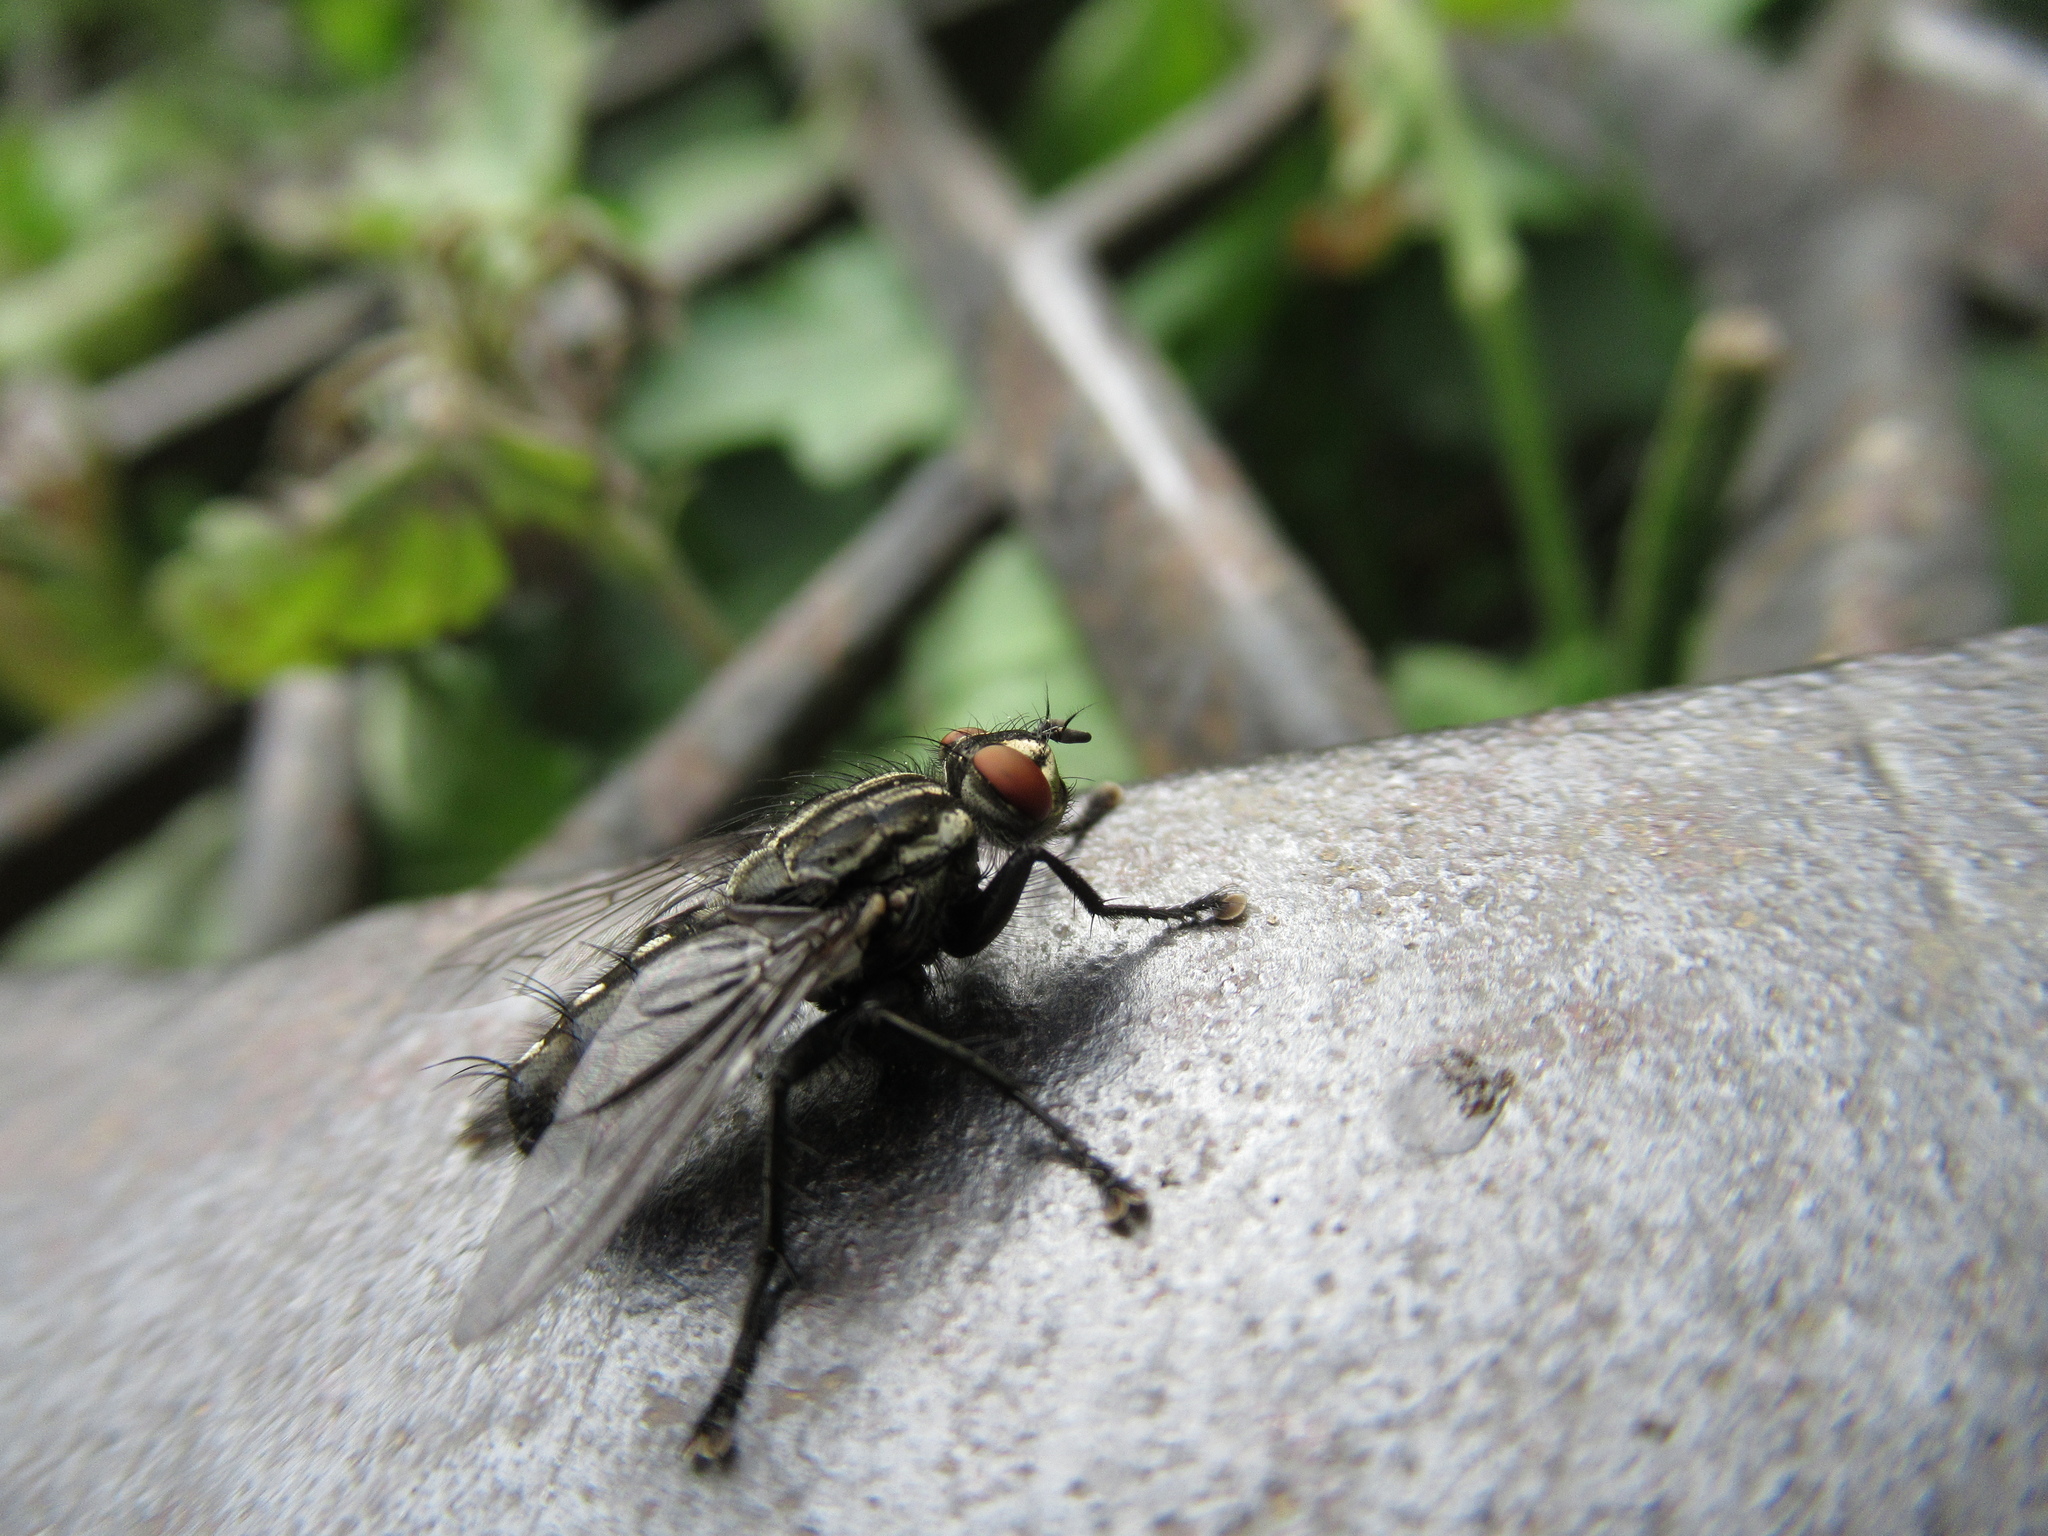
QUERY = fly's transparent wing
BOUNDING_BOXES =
[438,832,758,999]
[450,897,878,1344]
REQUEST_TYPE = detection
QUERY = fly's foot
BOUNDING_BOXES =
[1100,1176,1149,1235]
[688,1416,736,1469]
[687,1376,748,1469]
[1207,890,1249,923]
[1166,889,1247,924]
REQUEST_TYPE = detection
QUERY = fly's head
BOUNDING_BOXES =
[939,715,1090,848]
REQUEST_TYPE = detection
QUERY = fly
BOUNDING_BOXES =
[447,715,1247,1465]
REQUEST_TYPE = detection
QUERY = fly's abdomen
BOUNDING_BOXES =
[502,1021,584,1152]
[462,931,648,1153]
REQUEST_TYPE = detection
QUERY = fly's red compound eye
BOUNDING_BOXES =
[942,728,974,747]
[971,743,1052,821]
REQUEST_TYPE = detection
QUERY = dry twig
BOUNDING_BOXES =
[221,669,362,960]
[805,1,1398,772]
[0,674,230,862]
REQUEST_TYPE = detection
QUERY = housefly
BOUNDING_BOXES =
[448,715,1247,1464]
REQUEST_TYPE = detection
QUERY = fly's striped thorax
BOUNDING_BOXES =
[727,774,977,907]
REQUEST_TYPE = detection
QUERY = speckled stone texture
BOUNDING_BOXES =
[3,629,2045,1534]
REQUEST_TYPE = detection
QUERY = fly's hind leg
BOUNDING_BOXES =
[688,1011,854,1468]
[862,1006,1147,1233]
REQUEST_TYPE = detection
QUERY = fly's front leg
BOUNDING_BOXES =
[688,1011,853,1468]
[943,847,1246,959]
[1033,850,1248,926]
[861,1007,1146,1232]
[1060,783,1124,849]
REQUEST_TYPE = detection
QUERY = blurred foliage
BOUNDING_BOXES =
[357,643,586,895]
[1012,0,1242,190]
[4,0,2046,967]
[1315,0,1788,728]
[1965,342,2048,628]
[0,379,164,719]
[830,528,1140,792]
[297,0,423,80]
[159,0,737,697]
[0,785,239,966]
[619,230,962,485]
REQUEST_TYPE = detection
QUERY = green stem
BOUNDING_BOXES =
[1348,0,1595,650]
[1463,292,1596,647]
[1609,306,1782,690]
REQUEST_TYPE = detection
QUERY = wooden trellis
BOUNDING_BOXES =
[0,0,2030,945]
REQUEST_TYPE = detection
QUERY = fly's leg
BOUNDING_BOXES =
[1034,850,1247,925]
[945,845,1245,957]
[688,1012,852,1468]
[1060,783,1124,849]
[862,1007,1147,1232]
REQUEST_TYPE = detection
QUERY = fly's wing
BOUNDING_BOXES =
[437,832,758,1000]
[449,895,880,1345]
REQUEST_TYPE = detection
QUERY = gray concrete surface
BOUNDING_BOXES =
[3,629,2045,1533]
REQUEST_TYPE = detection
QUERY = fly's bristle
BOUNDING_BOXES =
[431,1054,517,1087]
[507,972,576,1020]
[581,938,642,975]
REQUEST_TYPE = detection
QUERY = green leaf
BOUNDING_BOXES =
[1427,0,1568,27]
[329,504,509,649]
[295,0,418,80]
[356,645,588,895]
[1386,635,1609,731]
[584,67,781,192]
[1386,642,1553,730]
[1965,341,2048,626]
[471,415,604,532]
[151,500,511,688]
[0,453,164,721]
[152,505,362,686]
[0,204,210,376]
[29,86,211,235]
[1,787,239,968]
[1013,0,1244,190]
[342,0,592,246]
[0,570,161,721]
[621,123,835,273]
[618,231,962,487]
[0,124,72,278]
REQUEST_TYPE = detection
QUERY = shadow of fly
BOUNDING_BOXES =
[447,714,1246,1465]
